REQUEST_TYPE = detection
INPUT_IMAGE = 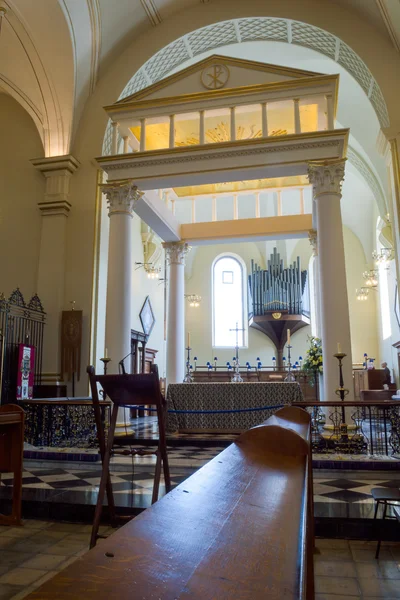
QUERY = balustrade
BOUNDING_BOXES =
[110,90,334,155]
[170,186,312,225]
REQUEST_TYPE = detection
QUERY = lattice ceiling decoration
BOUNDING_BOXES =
[102,17,389,211]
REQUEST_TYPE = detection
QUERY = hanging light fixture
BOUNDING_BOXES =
[356,288,369,301]
[185,294,201,307]
[362,270,378,288]
[372,247,394,266]
[135,262,161,279]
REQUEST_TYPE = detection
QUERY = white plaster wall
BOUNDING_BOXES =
[0,93,44,299]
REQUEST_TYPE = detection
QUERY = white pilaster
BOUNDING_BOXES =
[164,242,190,384]
[212,195,217,221]
[169,115,175,149]
[294,98,301,134]
[111,122,118,155]
[123,136,129,154]
[230,107,236,141]
[31,155,79,386]
[261,102,268,137]
[199,110,205,145]
[102,180,143,428]
[140,118,146,152]
[325,94,334,130]
[233,193,238,220]
[277,190,282,216]
[299,188,305,215]
[308,160,354,401]
[255,192,260,218]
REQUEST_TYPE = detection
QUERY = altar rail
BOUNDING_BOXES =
[25,406,314,600]
[293,401,400,458]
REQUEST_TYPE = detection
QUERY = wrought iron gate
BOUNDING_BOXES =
[0,288,46,404]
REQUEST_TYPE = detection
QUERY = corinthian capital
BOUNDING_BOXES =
[163,242,191,266]
[307,159,346,198]
[102,180,143,217]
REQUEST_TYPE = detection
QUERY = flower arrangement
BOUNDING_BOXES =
[302,336,323,375]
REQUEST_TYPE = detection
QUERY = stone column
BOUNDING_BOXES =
[308,229,321,338]
[164,242,190,384]
[308,160,354,401]
[31,155,79,388]
[102,180,143,432]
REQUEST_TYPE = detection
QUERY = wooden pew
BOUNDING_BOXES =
[0,404,24,526]
[26,406,314,600]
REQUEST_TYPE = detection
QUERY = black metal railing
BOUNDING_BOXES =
[293,401,400,457]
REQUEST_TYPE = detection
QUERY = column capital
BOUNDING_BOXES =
[32,154,79,217]
[101,180,143,217]
[308,229,318,256]
[307,159,346,198]
[163,241,191,265]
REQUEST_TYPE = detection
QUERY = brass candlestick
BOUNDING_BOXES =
[334,352,349,428]
[183,346,193,383]
[284,344,295,382]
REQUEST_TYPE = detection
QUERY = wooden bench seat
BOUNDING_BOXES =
[26,406,314,600]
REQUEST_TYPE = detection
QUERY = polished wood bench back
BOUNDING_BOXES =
[26,406,314,600]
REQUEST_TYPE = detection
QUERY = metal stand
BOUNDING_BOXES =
[183,346,193,383]
[100,357,111,399]
[284,344,295,382]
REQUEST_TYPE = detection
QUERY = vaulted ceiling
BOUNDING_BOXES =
[1,0,398,155]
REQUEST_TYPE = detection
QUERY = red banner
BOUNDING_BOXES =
[16,344,35,400]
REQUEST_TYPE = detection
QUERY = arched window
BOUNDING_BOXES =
[212,254,246,347]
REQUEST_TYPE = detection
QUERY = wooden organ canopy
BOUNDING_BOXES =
[249,248,310,368]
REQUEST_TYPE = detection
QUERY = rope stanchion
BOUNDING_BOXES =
[140,404,285,415]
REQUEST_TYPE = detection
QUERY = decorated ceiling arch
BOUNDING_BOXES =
[103,16,389,155]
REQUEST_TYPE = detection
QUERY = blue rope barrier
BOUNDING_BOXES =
[142,404,285,415]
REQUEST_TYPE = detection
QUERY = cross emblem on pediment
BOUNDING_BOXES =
[201,64,230,90]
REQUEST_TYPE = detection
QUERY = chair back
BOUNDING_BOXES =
[87,364,164,408]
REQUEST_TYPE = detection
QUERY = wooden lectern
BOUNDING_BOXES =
[0,404,25,526]
[87,365,171,548]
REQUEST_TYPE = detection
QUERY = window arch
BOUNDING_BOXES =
[212,254,246,348]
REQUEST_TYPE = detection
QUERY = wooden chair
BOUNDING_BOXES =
[371,486,400,558]
[0,404,25,526]
[87,365,171,549]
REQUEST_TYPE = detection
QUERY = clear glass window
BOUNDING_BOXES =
[213,255,246,347]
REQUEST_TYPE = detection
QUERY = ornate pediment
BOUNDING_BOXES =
[114,55,323,105]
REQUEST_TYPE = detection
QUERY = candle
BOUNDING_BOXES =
[337,342,342,354]
[188,332,191,347]
[105,348,108,359]
[287,329,291,345]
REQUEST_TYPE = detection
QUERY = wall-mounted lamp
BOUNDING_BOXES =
[185,294,201,307]
[135,262,161,279]
[356,288,369,301]
[372,248,394,266]
[363,270,378,288]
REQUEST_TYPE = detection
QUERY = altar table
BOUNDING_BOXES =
[166,382,303,433]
